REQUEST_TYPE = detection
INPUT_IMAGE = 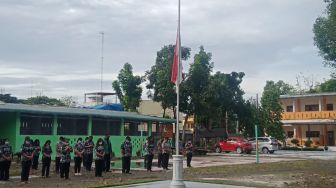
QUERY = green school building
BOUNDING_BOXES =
[0,103,175,157]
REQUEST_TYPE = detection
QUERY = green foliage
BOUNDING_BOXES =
[313,0,336,68]
[291,139,299,146]
[0,94,19,103]
[314,79,336,92]
[304,140,313,148]
[112,63,143,112]
[146,45,191,117]
[260,81,286,141]
[23,96,65,106]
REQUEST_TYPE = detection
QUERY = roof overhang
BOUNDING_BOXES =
[282,119,336,126]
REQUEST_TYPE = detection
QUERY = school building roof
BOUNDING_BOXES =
[0,103,175,123]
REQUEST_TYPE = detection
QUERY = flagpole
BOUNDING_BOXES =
[171,0,185,187]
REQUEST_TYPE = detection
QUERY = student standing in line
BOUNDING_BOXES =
[55,137,64,173]
[32,139,41,170]
[82,137,89,169]
[41,140,52,178]
[84,136,94,171]
[21,136,34,184]
[103,135,112,172]
[161,137,171,170]
[121,136,132,174]
[2,139,12,181]
[143,137,154,172]
[60,138,73,180]
[95,138,105,177]
[157,138,163,168]
[74,138,84,176]
[184,139,193,168]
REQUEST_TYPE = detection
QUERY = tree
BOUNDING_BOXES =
[23,96,65,106]
[260,81,286,141]
[112,63,143,112]
[60,96,78,107]
[313,0,336,68]
[313,79,336,92]
[146,45,191,117]
[0,94,19,103]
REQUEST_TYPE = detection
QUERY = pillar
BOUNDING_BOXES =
[120,118,125,136]
[15,112,21,152]
[148,121,152,136]
[53,115,58,135]
[88,116,92,135]
[319,98,322,112]
[293,100,296,112]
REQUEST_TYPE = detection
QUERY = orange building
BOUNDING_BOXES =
[280,92,336,146]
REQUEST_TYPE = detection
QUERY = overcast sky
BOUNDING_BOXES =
[0,0,331,103]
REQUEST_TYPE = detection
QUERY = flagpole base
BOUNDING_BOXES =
[170,155,186,188]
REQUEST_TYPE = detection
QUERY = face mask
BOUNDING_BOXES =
[99,142,103,145]
[78,141,82,143]
[25,141,30,144]
[5,141,9,145]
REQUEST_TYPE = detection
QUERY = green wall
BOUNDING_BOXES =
[0,112,150,158]
[0,112,17,152]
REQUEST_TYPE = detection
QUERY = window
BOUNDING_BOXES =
[20,113,53,135]
[124,120,148,136]
[287,131,294,138]
[286,105,293,112]
[327,104,333,111]
[305,104,319,111]
[306,131,320,138]
[92,117,121,136]
[57,116,88,135]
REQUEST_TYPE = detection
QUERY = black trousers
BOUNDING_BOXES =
[0,161,10,181]
[95,159,104,177]
[85,153,93,171]
[122,156,131,173]
[104,153,111,172]
[157,153,163,168]
[186,153,192,167]
[42,157,51,177]
[74,157,82,173]
[60,162,70,179]
[32,155,39,170]
[55,157,60,173]
[162,153,170,169]
[145,154,153,171]
[21,160,32,182]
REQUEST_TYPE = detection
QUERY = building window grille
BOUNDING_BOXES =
[286,105,293,112]
[124,120,148,136]
[92,117,121,136]
[305,131,320,138]
[20,113,53,135]
[287,131,294,138]
[57,116,88,135]
[305,104,319,111]
[327,104,333,111]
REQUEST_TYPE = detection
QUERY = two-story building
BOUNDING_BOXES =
[280,92,336,146]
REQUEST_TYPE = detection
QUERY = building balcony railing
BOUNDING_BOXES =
[282,111,336,120]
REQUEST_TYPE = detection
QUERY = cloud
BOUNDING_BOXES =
[0,0,331,102]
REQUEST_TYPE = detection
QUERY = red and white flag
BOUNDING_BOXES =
[171,29,181,85]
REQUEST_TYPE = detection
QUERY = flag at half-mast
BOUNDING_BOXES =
[171,28,181,85]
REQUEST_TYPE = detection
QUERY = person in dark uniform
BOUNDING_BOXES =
[157,138,163,168]
[55,137,64,173]
[95,138,105,177]
[184,139,193,168]
[60,138,73,179]
[103,135,112,172]
[143,137,154,172]
[0,139,4,181]
[41,140,52,178]
[84,136,94,171]
[32,139,41,170]
[121,136,132,174]
[21,136,34,184]
[161,137,171,170]
[74,137,84,176]
[2,139,12,181]
[82,137,89,169]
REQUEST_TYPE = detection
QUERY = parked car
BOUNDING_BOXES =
[248,137,279,154]
[215,137,253,154]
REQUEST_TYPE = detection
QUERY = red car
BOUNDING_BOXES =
[215,137,253,154]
